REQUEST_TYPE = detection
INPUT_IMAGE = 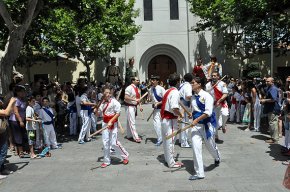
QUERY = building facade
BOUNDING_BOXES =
[17,0,290,84]
[107,0,217,83]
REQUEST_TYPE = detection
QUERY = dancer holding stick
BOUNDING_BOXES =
[149,75,165,146]
[96,86,129,168]
[160,74,184,168]
[124,77,142,143]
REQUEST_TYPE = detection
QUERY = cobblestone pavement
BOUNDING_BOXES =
[0,104,289,192]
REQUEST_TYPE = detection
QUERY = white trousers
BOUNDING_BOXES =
[179,111,190,146]
[78,110,91,142]
[253,101,261,130]
[125,106,140,140]
[43,124,57,148]
[284,118,290,149]
[214,105,229,137]
[35,122,43,148]
[153,109,162,143]
[229,104,240,123]
[91,113,97,133]
[102,122,129,164]
[240,104,246,121]
[69,112,77,135]
[191,123,220,177]
[161,118,178,167]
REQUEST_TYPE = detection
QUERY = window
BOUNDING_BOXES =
[144,0,153,21]
[170,0,179,20]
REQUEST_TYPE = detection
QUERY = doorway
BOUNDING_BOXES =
[148,55,177,84]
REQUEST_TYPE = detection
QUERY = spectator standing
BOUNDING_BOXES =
[261,77,281,144]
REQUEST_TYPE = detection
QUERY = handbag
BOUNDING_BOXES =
[0,118,8,134]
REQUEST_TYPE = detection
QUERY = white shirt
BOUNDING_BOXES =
[203,62,223,79]
[125,84,140,105]
[150,85,165,103]
[80,93,90,104]
[164,87,180,115]
[26,106,36,130]
[98,93,103,101]
[98,98,121,116]
[206,81,228,102]
[33,102,42,115]
[179,82,192,101]
[191,89,214,117]
[233,92,242,102]
[38,107,54,124]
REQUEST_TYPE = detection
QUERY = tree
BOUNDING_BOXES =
[0,0,44,94]
[0,0,140,93]
[188,0,290,59]
[38,0,140,81]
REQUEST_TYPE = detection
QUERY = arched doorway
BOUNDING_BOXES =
[148,55,177,84]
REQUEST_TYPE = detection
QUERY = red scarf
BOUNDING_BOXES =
[161,88,178,120]
[213,85,227,108]
[102,99,118,129]
[132,84,140,99]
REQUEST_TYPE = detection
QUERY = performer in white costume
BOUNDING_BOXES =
[98,86,129,168]
[124,77,142,143]
[149,75,165,146]
[160,74,184,168]
[205,71,229,143]
[189,76,220,180]
[38,97,59,149]
[178,73,193,148]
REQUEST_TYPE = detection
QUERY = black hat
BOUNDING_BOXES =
[150,75,160,80]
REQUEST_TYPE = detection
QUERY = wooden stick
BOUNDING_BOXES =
[116,88,122,101]
[93,99,104,114]
[139,92,148,102]
[212,75,227,88]
[179,101,191,117]
[89,126,108,137]
[146,109,155,122]
[118,120,125,135]
[178,120,191,125]
[140,107,144,120]
[165,123,193,140]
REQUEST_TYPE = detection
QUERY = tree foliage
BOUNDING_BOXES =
[0,0,140,83]
[38,0,140,70]
[188,0,290,57]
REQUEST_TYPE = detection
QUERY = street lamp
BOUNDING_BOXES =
[270,15,274,77]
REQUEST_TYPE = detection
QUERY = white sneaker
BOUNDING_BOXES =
[0,175,7,180]
[181,143,191,148]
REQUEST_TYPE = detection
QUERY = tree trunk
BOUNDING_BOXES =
[85,62,91,83]
[0,28,26,94]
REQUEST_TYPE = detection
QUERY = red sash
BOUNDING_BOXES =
[161,88,178,120]
[231,97,237,105]
[103,114,118,129]
[102,99,118,129]
[132,85,140,99]
[231,97,237,109]
[213,84,227,108]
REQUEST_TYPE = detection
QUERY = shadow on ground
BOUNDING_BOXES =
[5,161,29,172]
[266,143,289,161]
[251,135,271,141]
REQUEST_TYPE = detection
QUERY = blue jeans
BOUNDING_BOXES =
[0,134,8,171]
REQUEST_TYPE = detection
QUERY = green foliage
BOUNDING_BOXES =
[0,0,140,66]
[246,62,261,78]
[188,0,290,57]
[38,0,140,64]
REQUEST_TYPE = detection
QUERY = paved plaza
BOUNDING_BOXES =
[0,104,289,192]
